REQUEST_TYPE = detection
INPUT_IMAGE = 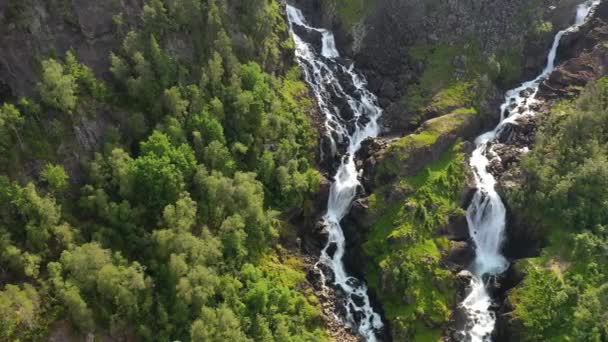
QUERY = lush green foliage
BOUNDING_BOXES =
[0,103,24,156]
[365,143,466,341]
[40,163,69,193]
[507,77,608,341]
[0,0,328,340]
[38,58,78,113]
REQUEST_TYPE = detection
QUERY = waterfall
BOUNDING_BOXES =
[286,5,384,341]
[461,1,600,341]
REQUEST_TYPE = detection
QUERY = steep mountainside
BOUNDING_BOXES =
[1,0,606,342]
[0,1,333,341]
[292,0,608,341]
[296,0,583,134]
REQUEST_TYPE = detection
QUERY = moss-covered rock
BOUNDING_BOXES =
[363,143,468,341]
[371,109,478,188]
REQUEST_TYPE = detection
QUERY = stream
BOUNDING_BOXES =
[287,5,384,341]
[461,1,600,340]
[286,1,599,341]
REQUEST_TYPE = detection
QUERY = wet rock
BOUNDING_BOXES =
[441,214,470,242]
[351,293,366,307]
[444,241,475,272]
[356,137,390,190]
[349,198,374,228]
[307,219,330,250]
[493,144,521,170]
[325,242,338,259]
[501,200,543,261]
[302,255,361,342]
[461,166,478,208]
[456,270,474,288]
[306,266,326,292]
[518,87,534,98]
[539,45,608,99]
[292,24,324,53]
[356,137,387,160]
[318,262,336,286]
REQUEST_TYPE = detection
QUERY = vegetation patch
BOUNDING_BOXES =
[376,109,476,183]
[505,77,608,341]
[364,143,467,341]
[403,39,523,120]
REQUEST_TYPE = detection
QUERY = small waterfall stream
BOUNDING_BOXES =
[286,5,384,341]
[461,1,600,341]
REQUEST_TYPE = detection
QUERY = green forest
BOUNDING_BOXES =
[506,77,608,341]
[0,0,328,341]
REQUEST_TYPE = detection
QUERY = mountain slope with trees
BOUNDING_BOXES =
[0,0,329,340]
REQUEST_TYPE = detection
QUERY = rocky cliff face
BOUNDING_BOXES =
[295,0,585,135]
[0,1,144,183]
[0,0,142,101]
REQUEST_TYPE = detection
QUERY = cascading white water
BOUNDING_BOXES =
[286,5,384,341]
[461,1,600,341]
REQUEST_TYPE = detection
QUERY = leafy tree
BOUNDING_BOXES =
[163,86,189,119]
[52,243,151,327]
[131,154,185,216]
[571,284,608,341]
[40,163,69,193]
[57,284,95,331]
[0,103,24,148]
[162,192,197,232]
[126,131,197,216]
[16,183,62,252]
[0,284,42,340]
[219,214,248,263]
[149,35,177,90]
[38,59,77,113]
[203,140,235,175]
[65,51,107,100]
[189,110,225,146]
[0,1,327,340]
[511,265,570,339]
[508,78,608,341]
[190,305,251,342]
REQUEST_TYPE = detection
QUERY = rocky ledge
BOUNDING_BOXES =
[359,109,483,192]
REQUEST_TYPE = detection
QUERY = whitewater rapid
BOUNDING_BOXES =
[287,5,384,341]
[461,1,600,341]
